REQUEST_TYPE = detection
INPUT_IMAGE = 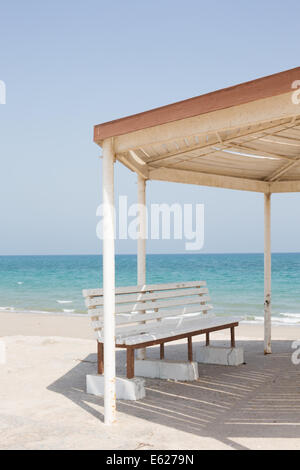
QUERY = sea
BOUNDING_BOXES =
[0,253,300,326]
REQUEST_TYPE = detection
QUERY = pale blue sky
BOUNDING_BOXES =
[0,0,299,255]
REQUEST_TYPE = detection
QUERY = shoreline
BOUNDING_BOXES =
[1,310,300,342]
[1,307,300,326]
[0,308,87,317]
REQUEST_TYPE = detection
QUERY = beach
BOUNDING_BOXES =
[1,310,300,450]
[1,309,300,341]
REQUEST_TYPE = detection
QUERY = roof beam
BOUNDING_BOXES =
[113,92,299,154]
[271,180,300,192]
[143,118,298,167]
[150,118,299,157]
[222,143,295,162]
[164,119,300,167]
[228,118,300,150]
[265,157,300,182]
[149,167,271,193]
[263,132,300,145]
[117,153,149,179]
[146,138,221,164]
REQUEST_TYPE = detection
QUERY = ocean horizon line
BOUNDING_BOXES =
[1,251,300,257]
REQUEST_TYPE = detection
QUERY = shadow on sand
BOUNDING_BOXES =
[48,339,300,450]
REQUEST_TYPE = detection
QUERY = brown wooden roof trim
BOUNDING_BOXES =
[94,67,300,143]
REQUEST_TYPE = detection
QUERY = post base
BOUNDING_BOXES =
[135,359,199,381]
[196,346,244,366]
[86,375,145,400]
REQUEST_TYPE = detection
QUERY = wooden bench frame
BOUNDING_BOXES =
[97,322,238,379]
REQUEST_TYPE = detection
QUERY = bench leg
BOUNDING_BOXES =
[127,348,135,379]
[206,332,210,346]
[160,343,165,360]
[97,342,104,375]
[188,336,193,362]
[231,327,235,348]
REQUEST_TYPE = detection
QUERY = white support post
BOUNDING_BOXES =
[264,193,272,355]
[102,138,116,424]
[136,175,147,360]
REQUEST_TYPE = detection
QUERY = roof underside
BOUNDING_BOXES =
[94,68,300,193]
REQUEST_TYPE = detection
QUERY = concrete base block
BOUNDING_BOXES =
[196,346,244,366]
[86,375,145,400]
[135,359,199,381]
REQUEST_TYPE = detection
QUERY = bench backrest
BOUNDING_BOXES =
[83,281,213,342]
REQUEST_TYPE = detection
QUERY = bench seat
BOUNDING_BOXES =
[83,281,241,379]
[115,314,240,345]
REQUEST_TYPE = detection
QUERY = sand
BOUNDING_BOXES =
[1,310,300,450]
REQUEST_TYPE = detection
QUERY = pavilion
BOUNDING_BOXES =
[93,67,300,424]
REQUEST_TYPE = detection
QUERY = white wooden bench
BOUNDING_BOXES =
[83,281,240,379]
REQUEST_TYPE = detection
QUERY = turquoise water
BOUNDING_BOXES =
[0,253,300,325]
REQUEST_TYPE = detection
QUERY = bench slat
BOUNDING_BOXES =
[87,294,210,313]
[91,304,213,328]
[83,280,207,298]
[85,287,209,307]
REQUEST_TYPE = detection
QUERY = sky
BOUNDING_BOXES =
[0,0,299,255]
